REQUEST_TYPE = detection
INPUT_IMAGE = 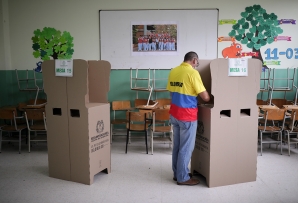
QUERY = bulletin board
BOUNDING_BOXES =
[217,4,298,69]
[99,9,218,69]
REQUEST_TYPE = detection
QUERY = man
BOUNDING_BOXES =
[137,36,143,51]
[167,51,210,186]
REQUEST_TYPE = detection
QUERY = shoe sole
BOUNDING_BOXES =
[177,180,200,186]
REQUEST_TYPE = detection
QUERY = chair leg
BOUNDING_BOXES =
[19,131,21,154]
[260,131,263,156]
[110,124,113,144]
[145,131,148,154]
[0,130,2,153]
[151,130,153,155]
[280,131,282,155]
[288,131,291,156]
[125,129,129,154]
[28,130,31,153]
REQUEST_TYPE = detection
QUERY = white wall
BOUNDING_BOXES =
[0,1,5,69]
[1,0,298,70]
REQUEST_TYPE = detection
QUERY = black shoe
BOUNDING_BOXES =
[173,173,192,181]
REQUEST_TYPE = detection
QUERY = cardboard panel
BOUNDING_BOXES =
[210,59,239,109]
[196,60,212,105]
[67,60,90,184]
[235,59,261,183]
[88,103,111,184]
[88,60,111,103]
[43,59,111,185]
[192,107,211,183]
[42,60,71,181]
[191,58,262,187]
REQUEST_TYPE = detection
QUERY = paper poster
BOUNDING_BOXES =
[228,58,248,76]
[55,59,73,77]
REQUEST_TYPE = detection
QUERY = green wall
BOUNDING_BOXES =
[257,68,296,101]
[108,69,171,104]
[0,70,45,108]
[1,68,297,109]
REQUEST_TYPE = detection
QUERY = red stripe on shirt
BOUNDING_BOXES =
[169,103,198,121]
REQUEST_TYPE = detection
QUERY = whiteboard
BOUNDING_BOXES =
[99,9,218,69]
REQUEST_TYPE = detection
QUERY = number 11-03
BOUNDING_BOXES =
[265,48,298,60]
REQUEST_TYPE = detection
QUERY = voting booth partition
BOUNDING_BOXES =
[192,58,262,187]
[43,59,111,185]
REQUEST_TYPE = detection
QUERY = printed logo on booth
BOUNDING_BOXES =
[96,120,104,133]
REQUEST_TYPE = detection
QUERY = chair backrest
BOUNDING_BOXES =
[139,109,152,118]
[156,98,171,109]
[262,108,286,131]
[153,108,170,121]
[134,99,155,107]
[111,101,131,120]
[112,100,131,111]
[256,99,266,105]
[28,98,47,105]
[24,108,47,130]
[152,109,171,131]
[264,108,286,121]
[0,108,15,120]
[287,109,298,131]
[126,111,148,130]
[267,99,287,109]
[291,109,298,121]
[25,108,46,121]
[0,108,19,130]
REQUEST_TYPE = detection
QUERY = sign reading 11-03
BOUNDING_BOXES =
[264,48,298,66]
[228,58,248,76]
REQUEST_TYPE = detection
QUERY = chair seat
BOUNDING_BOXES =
[1,125,27,131]
[154,126,172,132]
[258,126,281,131]
[111,119,127,125]
[283,137,298,143]
[284,126,298,132]
[30,125,46,131]
[127,123,150,131]
[259,136,280,143]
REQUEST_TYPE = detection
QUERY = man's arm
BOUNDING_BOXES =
[198,91,210,102]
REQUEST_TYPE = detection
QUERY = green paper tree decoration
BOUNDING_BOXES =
[228,4,283,67]
[32,27,74,60]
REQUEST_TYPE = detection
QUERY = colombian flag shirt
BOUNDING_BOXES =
[166,62,206,121]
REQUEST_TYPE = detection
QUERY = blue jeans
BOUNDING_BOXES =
[170,115,197,182]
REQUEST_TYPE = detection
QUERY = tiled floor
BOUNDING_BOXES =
[0,137,297,203]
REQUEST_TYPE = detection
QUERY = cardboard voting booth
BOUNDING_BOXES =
[43,59,111,185]
[192,58,262,187]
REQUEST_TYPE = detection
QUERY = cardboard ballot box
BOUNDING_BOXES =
[43,59,111,185]
[192,58,262,187]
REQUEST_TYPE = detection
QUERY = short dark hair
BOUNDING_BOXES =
[184,51,198,62]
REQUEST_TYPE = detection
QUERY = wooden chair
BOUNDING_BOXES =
[135,98,154,106]
[28,98,47,106]
[126,111,150,154]
[155,98,171,109]
[0,108,27,154]
[256,99,266,105]
[150,109,173,155]
[267,98,287,109]
[257,100,266,125]
[283,109,298,156]
[24,108,47,152]
[258,108,286,156]
[110,101,131,143]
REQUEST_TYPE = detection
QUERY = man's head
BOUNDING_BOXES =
[184,51,199,68]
